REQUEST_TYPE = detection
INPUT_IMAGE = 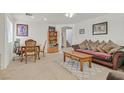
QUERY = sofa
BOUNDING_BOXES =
[72,40,124,70]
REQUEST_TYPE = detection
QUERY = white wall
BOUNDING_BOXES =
[66,28,72,45]
[51,24,75,50]
[14,14,124,53]
[5,14,15,67]
[14,20,49,52]
[0,13,15,69]
[14,21,74,52]
[0,14,5,69]
[14,21,74,51]
[73,14,124,45]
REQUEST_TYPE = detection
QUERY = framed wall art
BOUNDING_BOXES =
[79,29,85,34]
[92,22,108,35]
[17,24,28,36]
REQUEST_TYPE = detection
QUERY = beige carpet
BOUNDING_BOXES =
[0,52,112,80]
[0,53,78,80]
[52,53,112,80]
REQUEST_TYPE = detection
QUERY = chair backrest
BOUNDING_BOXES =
[25,39,37,53]
[43,40,47,51]
[13,40,21,55]
[14,41,20,48]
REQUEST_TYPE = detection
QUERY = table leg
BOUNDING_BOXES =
[20,54,23,62]
[38,52,40,60]
[89,62,92,68]
[20,48,23,62]
[80,61,83,71]
[89,59,92,68]
[64,53,66,62]
[37,46,40,60]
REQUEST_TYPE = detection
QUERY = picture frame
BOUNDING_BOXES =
[79,29,85,34]
[92,22,108,35]
[17,24,28,36]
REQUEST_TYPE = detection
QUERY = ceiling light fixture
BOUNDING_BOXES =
[65,13,75,18]
[43,18,47,21]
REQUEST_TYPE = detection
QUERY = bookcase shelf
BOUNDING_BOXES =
[47,26,58,53]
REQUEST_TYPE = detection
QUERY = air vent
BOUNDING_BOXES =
[25,13,33,16]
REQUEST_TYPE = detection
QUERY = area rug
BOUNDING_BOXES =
[54,59,110,80]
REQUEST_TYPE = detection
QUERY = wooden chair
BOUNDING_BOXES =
[25,39,37,64]
[40,40,47,57]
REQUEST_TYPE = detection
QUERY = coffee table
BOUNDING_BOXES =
[63,51,92,71]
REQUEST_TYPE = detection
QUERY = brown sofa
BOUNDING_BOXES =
[72,40,124,70]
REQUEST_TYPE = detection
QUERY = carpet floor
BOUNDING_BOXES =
[0,53,78,80]
[0,52,114,80]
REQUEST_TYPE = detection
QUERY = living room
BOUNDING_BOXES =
[0,13,124,80]
[1,0,124,93]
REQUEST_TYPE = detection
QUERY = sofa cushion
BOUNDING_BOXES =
[72,44,80,51]
[76,49,112,61]
[89,40,99,51]
[102,40,118,53]
[85,42,91,50]
[93,52,112,61]
[93,55,112,62]
[96,47,105,53]
[108,46,122,54]
[98,41,106,48]
[96,41,106,52]
[94,40,100,47]
[108,40,120,47]
[102,41,114,53]
[79,43,86,49]
[88,40,94,50]
[79,40,87,49]
[88,40,93,44]
[79,45,87,49]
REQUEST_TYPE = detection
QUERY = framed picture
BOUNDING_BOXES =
[79,29,85,34]
[17,24,28,36]
[92,22,108,35]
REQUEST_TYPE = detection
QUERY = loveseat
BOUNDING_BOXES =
[72,40,124,70]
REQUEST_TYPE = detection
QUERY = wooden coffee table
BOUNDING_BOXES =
[63,51,92,71]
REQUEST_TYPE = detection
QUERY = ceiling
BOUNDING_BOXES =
[12,13,107,24]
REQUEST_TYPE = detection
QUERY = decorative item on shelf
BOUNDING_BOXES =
[79,29,85,34]
[54,33,57,36]
[92,22,108,35]
[49,26,56,31]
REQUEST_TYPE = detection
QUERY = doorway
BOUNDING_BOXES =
[61,26,72,48]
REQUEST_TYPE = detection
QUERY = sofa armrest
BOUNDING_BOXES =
[106,71,124,80]
[112,51,124,69]
[72,44,80,51]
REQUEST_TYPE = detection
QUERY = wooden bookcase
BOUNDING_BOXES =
[47,26,58,53]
